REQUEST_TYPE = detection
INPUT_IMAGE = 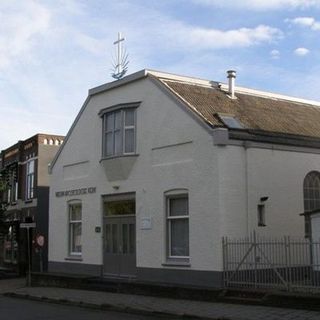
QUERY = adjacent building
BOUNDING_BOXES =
[0,134,64,274]
[48,69,320,288]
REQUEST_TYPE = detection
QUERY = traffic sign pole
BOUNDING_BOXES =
[27,228,31,286]
[20,222,36,286]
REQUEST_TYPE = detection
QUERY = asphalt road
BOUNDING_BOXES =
[0,296,178,320]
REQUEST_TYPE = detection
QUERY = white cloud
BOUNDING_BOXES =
[270,49,280,59]
[0,1,51,69]
[290,17,315,26]
[192,0,320,10]
[74,34,107,55]
[287,17,320,30]
[0,0,300,151]
[294,47,310,56]
[185,25,282,49]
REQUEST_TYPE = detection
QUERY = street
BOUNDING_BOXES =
[0,296,178,320]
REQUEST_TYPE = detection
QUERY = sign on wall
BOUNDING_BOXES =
[20,222,36,229]
[141,217,152,230]
[55,187,96,197]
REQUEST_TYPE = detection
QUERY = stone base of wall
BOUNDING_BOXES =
[48,261,102,277]
[137,267,223,288]
[48,260,223,288]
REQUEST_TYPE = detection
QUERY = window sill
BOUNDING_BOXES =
[65,256,82,262]
[100,154,139,162]
[162,260,191,267]
[24,199,33,204]
[4,260,18,265]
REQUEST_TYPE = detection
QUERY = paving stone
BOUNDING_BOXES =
[0,278,25,293]
[4,285,320,320]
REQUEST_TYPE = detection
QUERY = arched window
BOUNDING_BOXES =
[303,171,320,238]
[304,171,320,212]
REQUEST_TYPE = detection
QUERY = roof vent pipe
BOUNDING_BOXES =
[227,70,236,99]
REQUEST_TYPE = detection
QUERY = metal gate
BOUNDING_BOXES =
[222,232,320,292]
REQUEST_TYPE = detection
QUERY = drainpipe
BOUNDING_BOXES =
[244,141,250,236]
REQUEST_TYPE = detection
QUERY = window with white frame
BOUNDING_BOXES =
[69,202,82,255]
[8,181,18,203]
[303,171,320,238]
[6,167,18,203]
[102,107,136,158]
[167,195,189,259]
[26,160,35,200]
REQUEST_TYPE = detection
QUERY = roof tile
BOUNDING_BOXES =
[161,79,320,138]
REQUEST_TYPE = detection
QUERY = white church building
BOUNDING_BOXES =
[48,69,320,287]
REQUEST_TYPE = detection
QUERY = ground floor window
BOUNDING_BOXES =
[4,225,18,264]
[166,194,189,259]
[303,171,320,238]
[69,202,82,255]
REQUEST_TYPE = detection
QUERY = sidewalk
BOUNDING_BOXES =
[0,278,25,294]
[3,285,320,320]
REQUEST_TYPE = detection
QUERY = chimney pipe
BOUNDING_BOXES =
[227,70,236,99]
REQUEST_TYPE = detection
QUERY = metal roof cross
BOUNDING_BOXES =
[111,32,129,80]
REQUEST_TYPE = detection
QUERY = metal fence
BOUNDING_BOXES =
[222,232,320,293]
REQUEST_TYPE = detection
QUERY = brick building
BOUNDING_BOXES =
[0,133,64,274]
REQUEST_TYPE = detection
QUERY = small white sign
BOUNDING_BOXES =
[20,222,36,229]
[141,217,152,230]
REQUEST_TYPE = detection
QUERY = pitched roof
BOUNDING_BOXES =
[50,69,320,171]
[157,78,320,139]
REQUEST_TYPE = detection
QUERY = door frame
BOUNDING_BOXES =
[101,193,136,278]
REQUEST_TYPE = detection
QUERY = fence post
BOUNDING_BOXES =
[309,237,314,287]
[222,236,227,288]
[253,231,257,289]
[284,236,291,291]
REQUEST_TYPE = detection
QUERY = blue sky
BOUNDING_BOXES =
[1,0,320,150]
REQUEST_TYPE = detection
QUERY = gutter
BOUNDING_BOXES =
[229,129,320,150]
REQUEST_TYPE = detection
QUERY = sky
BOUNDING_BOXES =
[1,0,320,150]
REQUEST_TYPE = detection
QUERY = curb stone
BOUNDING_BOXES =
[4,292,220,320]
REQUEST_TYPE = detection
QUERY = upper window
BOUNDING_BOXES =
[6,167,18,204]
[166,195,189,259]
[26,160,35,200]
[102,108,136,158]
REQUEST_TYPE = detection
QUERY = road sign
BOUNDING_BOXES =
[20,222,36,229]
[36,235,45,247]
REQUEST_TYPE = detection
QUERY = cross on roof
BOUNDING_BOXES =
[111,32,129,80]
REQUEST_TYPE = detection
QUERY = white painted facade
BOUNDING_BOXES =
[48,70,320,286]
[311,213,320,241]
